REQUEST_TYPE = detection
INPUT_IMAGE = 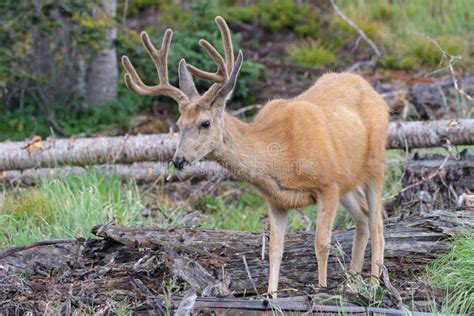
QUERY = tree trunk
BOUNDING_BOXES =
[0,161,231,185]
[85,0,118,105]
[387,119,474,149]
[0,120,472,171]
[0,134,177,171]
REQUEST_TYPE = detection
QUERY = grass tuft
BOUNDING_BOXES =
[427,233,474,314]
[289,40,336,67]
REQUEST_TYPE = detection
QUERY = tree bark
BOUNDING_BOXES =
[387,119,474,149]
[0,134,177,171]
[0,161,231,185]
[85,0,118,105]
[0,119,472,171]
[91,209,473,294]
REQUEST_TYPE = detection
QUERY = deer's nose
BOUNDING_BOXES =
[172,157,186,170]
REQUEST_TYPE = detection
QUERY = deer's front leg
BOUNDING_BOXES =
[315,185,340,287]
[267,205,288,297]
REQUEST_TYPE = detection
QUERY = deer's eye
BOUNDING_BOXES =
[200,120,211,129]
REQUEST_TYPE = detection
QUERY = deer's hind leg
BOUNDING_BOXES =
[364,180,385,281]
[314,184,340,287]
[340,189,369,273]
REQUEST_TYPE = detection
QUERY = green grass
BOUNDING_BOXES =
[197,188,266,231]
[0,169,146,247]
[427,233,474,315]
[336,0,474,69]
[289,40,337,68]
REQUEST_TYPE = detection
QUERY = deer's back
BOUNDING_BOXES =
[251,72,389,194]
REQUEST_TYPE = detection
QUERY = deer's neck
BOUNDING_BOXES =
[212,112,265,182]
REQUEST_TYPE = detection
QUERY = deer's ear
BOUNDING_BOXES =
[179,59,200,100]
[218,51,243,101]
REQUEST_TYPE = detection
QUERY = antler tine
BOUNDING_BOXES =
[186,16,235,84]
[141,30,171,85]
[215,16,234,73]
[186,39,227,83]
[121,29,189,104]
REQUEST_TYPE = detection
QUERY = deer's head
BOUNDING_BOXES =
[121,16,243,170]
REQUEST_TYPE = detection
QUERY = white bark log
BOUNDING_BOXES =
[0,134,177,171]
[387,119,474,149]
[0,120,472,171]
[0,161,230,185]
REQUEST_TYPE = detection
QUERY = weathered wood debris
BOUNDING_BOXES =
[396,152,474,210]
[0,209,472,314]
[382,75,474,120]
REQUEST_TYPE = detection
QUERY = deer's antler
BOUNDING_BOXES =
[186,16,241,103]
[121,30,189,104]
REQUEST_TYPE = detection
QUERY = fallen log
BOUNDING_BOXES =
[0,161,231,185]
[387,119,474,149]
[91,209,473,295]
[0,133,177,171]
[0,120,473,171]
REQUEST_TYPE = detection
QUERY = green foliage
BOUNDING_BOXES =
[335,0,473,69]
[289,40,336,67]
[427,233,474,314]
[224,0,320,36]
[0,169,145,247]
[120,0,159,16]
[0,86,146,140]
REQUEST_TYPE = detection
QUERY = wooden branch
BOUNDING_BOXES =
[0,120,472,172]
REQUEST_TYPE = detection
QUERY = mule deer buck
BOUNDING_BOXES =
[122,16,389,296]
